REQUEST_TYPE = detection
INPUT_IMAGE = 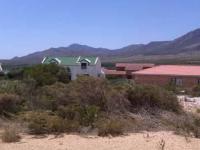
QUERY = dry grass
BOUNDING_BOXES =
[1,126,21,143]
[96,118,124,137]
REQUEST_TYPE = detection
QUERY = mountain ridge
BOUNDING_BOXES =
[1,28,200,65]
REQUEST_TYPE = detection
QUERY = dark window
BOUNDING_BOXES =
[50,59,59,64]
[197,79,200,84]
[127,75,132,79]
[171,78,183,86]
[81,63,87,69]
[68,75,71,80]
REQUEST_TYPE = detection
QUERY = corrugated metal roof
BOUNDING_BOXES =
[133,65,200,76]
[42,56,98,66]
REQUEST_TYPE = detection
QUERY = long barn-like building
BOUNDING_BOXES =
[104,63,200,88]
[132,65,200,87]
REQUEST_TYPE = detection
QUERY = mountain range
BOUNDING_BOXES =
[2,28,200,65]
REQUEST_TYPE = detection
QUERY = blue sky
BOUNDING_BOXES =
[0,0,200,59]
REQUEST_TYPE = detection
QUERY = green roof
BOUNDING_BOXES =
[42,56,98,66]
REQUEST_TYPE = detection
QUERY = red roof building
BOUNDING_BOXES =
[116,63,155,71]
[103,68,126,78]
[115,63,155,79]
[132,65,200,87]
[104,63,155,79]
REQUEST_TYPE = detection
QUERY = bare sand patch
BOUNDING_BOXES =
[0,131,200,150]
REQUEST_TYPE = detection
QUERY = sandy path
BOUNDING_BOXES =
[0,131,200,150]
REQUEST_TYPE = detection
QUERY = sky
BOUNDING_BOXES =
[0,0,200,59]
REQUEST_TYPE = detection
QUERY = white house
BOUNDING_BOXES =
[42,56,105,80]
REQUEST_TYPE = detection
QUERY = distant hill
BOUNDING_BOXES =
[1,28,200,65]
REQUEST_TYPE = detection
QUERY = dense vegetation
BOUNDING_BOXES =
[0,64,200,143]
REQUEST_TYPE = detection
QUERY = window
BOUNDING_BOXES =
[176,78,183,86]
[171,78,183,86]
[197,79,200,85]
[81,63,87,69]
[50,59,59,64]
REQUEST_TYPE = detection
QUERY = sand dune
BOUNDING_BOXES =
[1,131,200,150]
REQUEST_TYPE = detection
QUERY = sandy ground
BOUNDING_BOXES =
[0,131,200,150]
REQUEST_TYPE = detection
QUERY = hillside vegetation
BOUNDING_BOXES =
[0,64,200,143]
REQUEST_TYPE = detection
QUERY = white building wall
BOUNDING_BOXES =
[0,63,3,72]
[68,58,102,80]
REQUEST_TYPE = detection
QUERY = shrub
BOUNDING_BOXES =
[23,64,70,86]
[57,105,79,120]
[46,115,66,133]
[6,69,24,80]
[26,111,77,134]
[97,118,124,136]
[1,126,21,143]
[192,85,200,97]
[0,94,20,115]
[193,117,200,138]
[127,84,182,112]
[27,112,49,134]
[0,80,26,95]
[27,82,68,111]
[171,114,200,138]
[78,105,99,126]
[57,105,99,127]
[66,76,130,113]
[67,76,109,109]
[0,72,5,80]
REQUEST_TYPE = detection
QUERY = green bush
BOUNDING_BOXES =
[27,112,49,134]
[127,84,181,112]
[57,105,79,120]
[26,111,78,134]
[1,126,21,143]
[26,82,68,111]
[57,105,99,127]
[78,105,99,126]
[0,72,5,80]
[0,80,26,95]
[192,85,200,97]
[0,94,20,115]
[66,76,129,113]
[6,69,24,80]
[23,64,70,86]
[97,118,124,136]
[46,115,66,133]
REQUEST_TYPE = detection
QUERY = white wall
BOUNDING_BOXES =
[68,58,102,80]
[0,63,2,72]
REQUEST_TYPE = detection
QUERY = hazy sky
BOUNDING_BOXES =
[0,0,200,59]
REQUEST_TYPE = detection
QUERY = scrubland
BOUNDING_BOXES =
[0,64,200,150]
